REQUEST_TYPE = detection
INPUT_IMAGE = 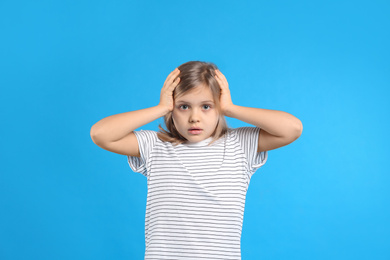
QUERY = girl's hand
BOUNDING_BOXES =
[214,69,234,115]
[159,68,180,113]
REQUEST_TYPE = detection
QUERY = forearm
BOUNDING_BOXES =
[224,105,303,138]
[90,105,168,143]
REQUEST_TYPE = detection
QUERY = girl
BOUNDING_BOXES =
[90,61,302,260]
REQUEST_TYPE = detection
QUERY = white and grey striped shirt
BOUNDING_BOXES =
[128,127,268,260]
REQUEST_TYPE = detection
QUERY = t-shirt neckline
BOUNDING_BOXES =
[183,137,213,147]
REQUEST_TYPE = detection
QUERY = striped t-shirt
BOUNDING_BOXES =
[128,127,268,260]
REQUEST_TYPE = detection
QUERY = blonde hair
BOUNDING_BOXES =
[158,61,228,145]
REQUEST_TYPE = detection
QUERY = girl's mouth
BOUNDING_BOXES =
[188,128,203,135]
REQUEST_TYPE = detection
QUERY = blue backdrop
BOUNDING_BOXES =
[1,0,389,259]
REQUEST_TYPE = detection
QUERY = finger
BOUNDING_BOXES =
[163,68,180,88]
[166,68,180,85]
[167,77,180,92]
[174,76,180,83]
[171,77,180,87]
[214,70,220,78]
[215,69,226,80]
[214,72,229,90]
[214,70,223,81]
[214,71,224,83]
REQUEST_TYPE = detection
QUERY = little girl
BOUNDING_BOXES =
[90,61,302,260]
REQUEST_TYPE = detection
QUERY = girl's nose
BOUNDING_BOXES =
[189,110,200,123]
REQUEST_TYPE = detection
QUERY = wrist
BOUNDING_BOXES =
[156,104,171,117]
[222,103,237,117]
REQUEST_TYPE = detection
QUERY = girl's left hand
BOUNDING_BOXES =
[214,69,234,115]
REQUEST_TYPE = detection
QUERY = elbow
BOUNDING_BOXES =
[293,119,303,140]
[284,120,302,146]
[90,126,97,144]
[90,124,102,145]
[284,118,303,142]
[278,119,303,146]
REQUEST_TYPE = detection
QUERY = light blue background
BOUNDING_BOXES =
[1,0,389,259]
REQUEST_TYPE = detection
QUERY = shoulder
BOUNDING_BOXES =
[132,130,160,150]
[227,127,260,139]
[133,129,158,139]
[134,129,180,151]
[226,127,268,173]
[226,127,261,154]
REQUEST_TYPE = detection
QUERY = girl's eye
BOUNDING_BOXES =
[202,105,211,110]
[179,105,189,110]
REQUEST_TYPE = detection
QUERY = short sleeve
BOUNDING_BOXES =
[127,130,158,177]
[233,127,268,176]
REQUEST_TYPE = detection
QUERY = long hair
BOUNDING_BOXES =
[157,61,228,145]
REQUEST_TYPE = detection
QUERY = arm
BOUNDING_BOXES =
[90,68,181,156]
[214,70,303,152]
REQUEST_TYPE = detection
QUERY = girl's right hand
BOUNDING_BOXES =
[159,68,181,112]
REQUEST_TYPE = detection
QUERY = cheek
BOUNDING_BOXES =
[172,114,178,127]
[212,111,220,121]
[208,112,219,126]
[172,111,183,127]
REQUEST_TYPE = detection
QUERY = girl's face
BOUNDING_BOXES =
[172,86,219,143]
